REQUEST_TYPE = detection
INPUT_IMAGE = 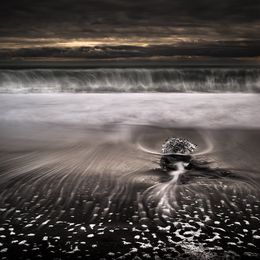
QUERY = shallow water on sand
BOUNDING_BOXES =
[0,120,260,259]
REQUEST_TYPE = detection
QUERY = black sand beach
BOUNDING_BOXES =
[0,94,260,259]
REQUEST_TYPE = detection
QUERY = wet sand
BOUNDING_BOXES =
[0,94,260,259]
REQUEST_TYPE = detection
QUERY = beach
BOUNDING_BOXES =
[0,93,260,259]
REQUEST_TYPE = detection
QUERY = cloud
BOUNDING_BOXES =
[0,0,260,38]
[0,0,259,59]
[1,41,260,59]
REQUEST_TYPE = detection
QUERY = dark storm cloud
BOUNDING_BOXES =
[1,0,260,38]
[0,0,259,59]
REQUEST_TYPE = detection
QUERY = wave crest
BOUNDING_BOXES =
[0,68,260,93]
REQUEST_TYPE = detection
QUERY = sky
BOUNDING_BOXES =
[0,0,260,61]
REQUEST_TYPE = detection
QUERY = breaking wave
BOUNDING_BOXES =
[0,68,260,93]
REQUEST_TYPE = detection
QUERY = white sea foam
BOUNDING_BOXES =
[0,93,259,128]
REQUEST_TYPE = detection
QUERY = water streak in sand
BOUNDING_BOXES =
[136,131,260,224]
[0,125,260,258]
[0,126,259,221]
[141,162,186,213]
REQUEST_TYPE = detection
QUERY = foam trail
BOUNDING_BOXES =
[141,161,187,217]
